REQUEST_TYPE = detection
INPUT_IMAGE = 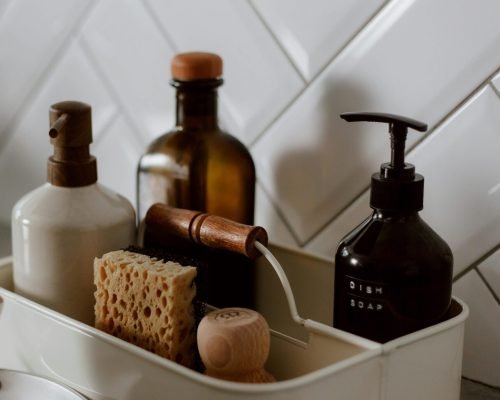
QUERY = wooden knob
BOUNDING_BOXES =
[197,308,275,383]
[144,204,268,259]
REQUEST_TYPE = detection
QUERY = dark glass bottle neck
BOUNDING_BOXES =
[372,208,420,220]
[173,79,221,130]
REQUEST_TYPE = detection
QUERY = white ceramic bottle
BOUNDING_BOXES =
[11,101,136,325]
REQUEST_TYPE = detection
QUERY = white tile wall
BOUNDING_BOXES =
[80,0,177,143]
[0,0,92,146]
[453,270,500,387]
[251,0,386,80]
[93,116,142,204]
[0,0,499,387]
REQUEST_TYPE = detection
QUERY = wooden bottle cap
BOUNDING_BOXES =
[171,52,223,81]
[197,308,275,383]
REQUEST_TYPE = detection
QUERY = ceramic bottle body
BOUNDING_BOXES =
[12,183,136,324]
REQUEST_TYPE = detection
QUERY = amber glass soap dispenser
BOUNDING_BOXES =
[12,101,136,325]
[333,112,453,343]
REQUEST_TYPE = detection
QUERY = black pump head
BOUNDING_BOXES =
[341,112,427,212]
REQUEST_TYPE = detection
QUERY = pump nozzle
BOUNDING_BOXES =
[49,113,69,139]
[341,112,426,172]
[340,112,427,212]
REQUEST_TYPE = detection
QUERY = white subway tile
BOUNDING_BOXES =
[0,43,118,222]
[0,0,91,141]
[306,87,500,276]
[453,270,500,387]
[252,0,500,243]
[255,185,298,248]
[146,0,304,145]
[251,0,385,80]
[81,0,176,143]
[94,117,141,206]
[478,249,500,300]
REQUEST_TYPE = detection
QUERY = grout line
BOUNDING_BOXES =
[257,181,302,246]
[405,66,500,156]
[0,0,99,158]
[303,0,390,85]
[452,244,499,283]
[476,267,500,305]
[461,376,500,392]
[141,0,179,53]
[452,243,500,306]
[301,183,371,248]
[248,0,391,148]
[247,77,307,149]
[246,0,307,84]
[490,81,500,99]
[79,37,146,147]
[92,111,121,148]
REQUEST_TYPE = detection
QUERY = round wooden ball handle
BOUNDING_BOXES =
[197,308,275,383]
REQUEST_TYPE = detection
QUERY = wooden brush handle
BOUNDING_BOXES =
[144,204,268,259]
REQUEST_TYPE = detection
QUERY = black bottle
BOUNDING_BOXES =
[333,112,453,343]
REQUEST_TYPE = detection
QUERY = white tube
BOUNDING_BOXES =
[254,242,305,326]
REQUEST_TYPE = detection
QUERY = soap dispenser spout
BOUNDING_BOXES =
[341,111,427,179]
[49,113,69,139]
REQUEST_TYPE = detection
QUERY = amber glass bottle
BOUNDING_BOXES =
[137,52,256,308]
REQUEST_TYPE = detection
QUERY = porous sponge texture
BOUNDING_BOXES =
[94,250,197,368]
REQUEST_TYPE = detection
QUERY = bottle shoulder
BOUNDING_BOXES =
[140,128,255,170]
[336,212,452,265]
[12,183,136,229]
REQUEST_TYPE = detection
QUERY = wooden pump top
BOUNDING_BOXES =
[47,101,97,187]
[171,52,223,81]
